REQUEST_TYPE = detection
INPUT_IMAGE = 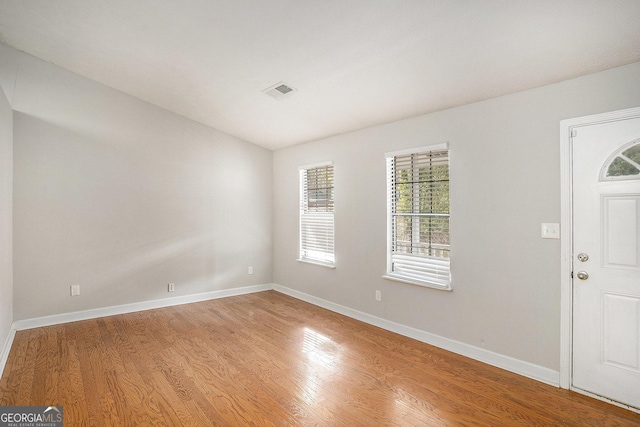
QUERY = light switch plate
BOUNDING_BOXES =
[541,223,560,239]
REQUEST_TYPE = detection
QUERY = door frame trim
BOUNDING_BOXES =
[560,106,640,390]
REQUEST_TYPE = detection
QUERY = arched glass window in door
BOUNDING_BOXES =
[600,139,640,181]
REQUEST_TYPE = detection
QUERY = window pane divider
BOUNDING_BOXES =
[392,213,450,217]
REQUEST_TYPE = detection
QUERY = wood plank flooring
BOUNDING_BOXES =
[0,290,638,426]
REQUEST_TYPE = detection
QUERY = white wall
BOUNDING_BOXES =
[273,62,640,372]
[2,45,273,320]
[0,83,13,358]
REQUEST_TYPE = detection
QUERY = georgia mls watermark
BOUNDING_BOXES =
[0,406,63,427]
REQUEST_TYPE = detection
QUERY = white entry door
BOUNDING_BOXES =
[572,114,640,410]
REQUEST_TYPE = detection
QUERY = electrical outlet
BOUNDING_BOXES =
[375,290,382,301]
[70,285,80,296]
[168,283,175,292]
[248,266,253,275]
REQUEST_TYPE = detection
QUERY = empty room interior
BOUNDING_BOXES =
[1,1,640,425]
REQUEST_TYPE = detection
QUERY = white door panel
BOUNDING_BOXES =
[572,116,640,410]
[603,196,640,268]
[602,292,639,370]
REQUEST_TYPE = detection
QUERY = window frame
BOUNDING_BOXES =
[384,143,452,290]
[298,161,335,268]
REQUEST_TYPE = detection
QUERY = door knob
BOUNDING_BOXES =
[576,271,589,280]
[577,253,589,262]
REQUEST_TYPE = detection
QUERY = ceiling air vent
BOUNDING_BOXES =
[263,82,297,100]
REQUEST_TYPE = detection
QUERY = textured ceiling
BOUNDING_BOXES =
[0,0,639,150]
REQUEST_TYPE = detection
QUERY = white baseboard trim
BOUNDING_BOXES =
[13,284,273,331]
[273,284,560,387]
[0,326,17,380]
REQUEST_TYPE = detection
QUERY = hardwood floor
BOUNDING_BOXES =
[0,291,638,426]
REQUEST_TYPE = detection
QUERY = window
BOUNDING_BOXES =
[601,138,640,180]
[385,144,451,290]
[299,162,335,266]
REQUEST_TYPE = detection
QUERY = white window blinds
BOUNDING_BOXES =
[386,145,451,289]
[300,163,335,265]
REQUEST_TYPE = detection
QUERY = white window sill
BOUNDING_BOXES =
[382,274,452,291]
[297,258,336,269]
